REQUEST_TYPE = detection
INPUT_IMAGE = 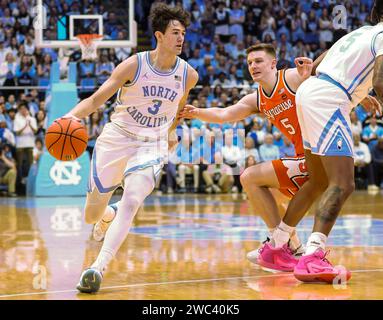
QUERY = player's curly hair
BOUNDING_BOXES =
[150,3,190,35]
[371,0,383,24]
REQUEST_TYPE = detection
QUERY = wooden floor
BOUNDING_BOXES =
[0,191,383,300]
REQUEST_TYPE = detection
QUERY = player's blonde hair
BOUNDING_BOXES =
[246,44,276,58]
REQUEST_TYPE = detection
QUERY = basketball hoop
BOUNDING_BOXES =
[76,34,103,61]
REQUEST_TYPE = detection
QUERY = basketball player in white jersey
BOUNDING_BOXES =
[60,4,198,293]
[267,1,383,283]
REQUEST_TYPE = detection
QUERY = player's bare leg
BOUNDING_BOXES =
[294,155,353,283]
[240,162,304,264]
[77,167,156,293]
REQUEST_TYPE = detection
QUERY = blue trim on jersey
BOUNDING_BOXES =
[371,31,383,56]
[125,52,142,87]
[321,126,353,157]
[312,109,353,155]
[346,58,374,93]
[317,73,352,101]
[303,140,311,149]
[91,149,121,194]
[182,63,188,93]
[123,158,162,178]
[350,66,374,95]
[146,51,180,76]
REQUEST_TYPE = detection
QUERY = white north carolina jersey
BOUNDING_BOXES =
[111,51,189,139]
[316,23,383,106]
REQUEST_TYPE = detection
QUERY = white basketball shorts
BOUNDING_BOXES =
[88,122,166,193]
[295,76,354,157]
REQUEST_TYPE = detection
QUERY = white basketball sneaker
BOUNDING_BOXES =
[247,237,270,264]
[92,203,118,242]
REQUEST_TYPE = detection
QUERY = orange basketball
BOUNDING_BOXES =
[45,118,88,161]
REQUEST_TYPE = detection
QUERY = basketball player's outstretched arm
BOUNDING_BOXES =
[65,55,139,119]
[372,55,383,115]
[179,92,258,123]
[284,57,313,92]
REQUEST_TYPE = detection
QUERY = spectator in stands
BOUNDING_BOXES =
[35,109,46,140]
[176,129,200,193]
[222,130,242,192]
[0,52,17,98]
[259,133,280,162]
[229,1,245,42]
[33,137,43,164]
[353,134,373,190]
[279,136,296,157]
[0,142,17,197]
[213,71,231,87]
[201,65,216,86]
[203,152,234,194]
[213,1,230,39]
[362,117,383,149]
[114,31,132,62]
[246,119,264,147]
[318,7,333,48]
[200,0,215,35]
[243,136,260,164]
[96,54,114,86]
[273,131,284,148]
[371,137,383,190]
[185,12,201,50]
[0,114,15,146]
[13,102,37,186]
[24,35,35,55]
[37,53,52,79]
[245,155,257,168]
[188,48,203,74]
[16,54,36,86]
[350,110,363,136]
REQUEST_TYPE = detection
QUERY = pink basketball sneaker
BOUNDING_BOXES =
[257,243,298,272]
[293,249,351,284]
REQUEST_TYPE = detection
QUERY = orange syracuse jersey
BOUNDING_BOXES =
[257,69,304,156]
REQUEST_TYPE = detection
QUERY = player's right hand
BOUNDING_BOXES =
[360,95,382,116]
[178,104,199,119]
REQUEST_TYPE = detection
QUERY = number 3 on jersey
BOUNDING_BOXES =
[281,118,295,135]
[148,99,162,115]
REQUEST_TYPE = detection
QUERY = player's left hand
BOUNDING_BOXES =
[360,95,382,116]
[295,57,313,79]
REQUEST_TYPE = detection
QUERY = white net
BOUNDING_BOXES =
[76,34,103,61]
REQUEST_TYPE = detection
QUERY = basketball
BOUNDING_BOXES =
[45,118,88,161]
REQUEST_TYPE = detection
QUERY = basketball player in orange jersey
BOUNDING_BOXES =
[58,4,198,293]
[180,43,313,272]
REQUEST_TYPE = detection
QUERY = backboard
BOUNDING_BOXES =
[34,0,137,48]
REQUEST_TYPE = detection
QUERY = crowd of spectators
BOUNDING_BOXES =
[1,0,383,196]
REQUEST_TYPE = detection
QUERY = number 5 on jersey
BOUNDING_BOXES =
[281,118,295,135]
[148,99,162,115]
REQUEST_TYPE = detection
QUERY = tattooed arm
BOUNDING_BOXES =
[311,50,327,76]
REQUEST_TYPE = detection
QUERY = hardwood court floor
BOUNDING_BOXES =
[0,191,383,300]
